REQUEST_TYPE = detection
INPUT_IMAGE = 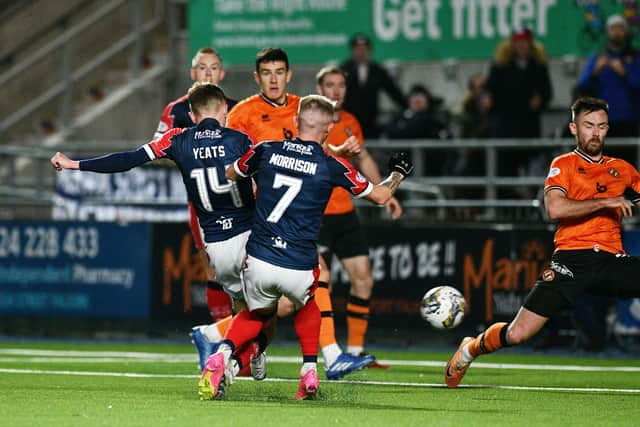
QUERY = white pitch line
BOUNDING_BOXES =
[2,348,640,372]
[1,368,639,394]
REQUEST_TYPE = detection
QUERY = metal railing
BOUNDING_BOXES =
[1,138,639,222]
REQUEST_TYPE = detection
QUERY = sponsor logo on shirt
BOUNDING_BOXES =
[549,261,574,278]
[282,140,313,156]
[195,129,222,139]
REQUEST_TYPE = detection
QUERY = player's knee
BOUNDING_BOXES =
[277,297,295,317]
[351,274,373,293]
[505,324,531,346]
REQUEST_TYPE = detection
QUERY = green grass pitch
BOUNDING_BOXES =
[0,341,639,426]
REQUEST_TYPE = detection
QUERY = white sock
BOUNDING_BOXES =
[201,323,223,343]
[300,362,316,377]
[231,358,240,376]
[217,343,233,361]
[461,342,474,364]
[321,343,342,368]
[347,345,363,356]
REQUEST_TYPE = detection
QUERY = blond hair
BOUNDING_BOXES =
[191,47,222,68]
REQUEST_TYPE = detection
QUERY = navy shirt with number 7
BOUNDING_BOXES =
[233,138,373,270]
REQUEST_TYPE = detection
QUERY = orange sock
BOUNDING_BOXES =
[468,322,509,358]
[315,282,337,348]
[346,295,370,354]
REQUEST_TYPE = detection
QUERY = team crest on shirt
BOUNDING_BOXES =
[355,172,366,183]
[272,236,288,249]
[216,216,234,230]
[608,167,620,178]
[261,114,270,121]
[542,269,555,282]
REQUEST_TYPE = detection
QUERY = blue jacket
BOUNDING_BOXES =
[577,46,640,123]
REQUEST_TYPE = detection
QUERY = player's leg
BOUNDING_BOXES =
[445,282,569,388]
[326,212,374,356]
[316,254,375,379]
[198,307,272,400]
[341,255,373,356]
[285,267,321,400]
[445,307,548,388]
[189,202,232,322]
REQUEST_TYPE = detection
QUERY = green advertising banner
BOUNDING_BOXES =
[189,0,640,66]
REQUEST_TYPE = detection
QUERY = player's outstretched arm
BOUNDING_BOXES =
[52,147,152,174]
[545,189,633,220]
[364,152,413,206]
[355,146,403,219]
[51,152,80,171]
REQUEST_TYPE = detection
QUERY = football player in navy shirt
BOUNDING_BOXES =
[197,94,413,401]
[51,83,263,373]
[154,47,238,330]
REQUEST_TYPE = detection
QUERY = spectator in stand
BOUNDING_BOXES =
[385,84,451,176]
[485,28,553,182]
[460,74,491,139]
[340,33,406,138]
[577,14,640,162]
[386,84,450,140]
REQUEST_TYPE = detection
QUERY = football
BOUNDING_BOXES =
[420,285,466,329]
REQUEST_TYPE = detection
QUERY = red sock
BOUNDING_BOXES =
[294,298,321,361]
[224,309,265,351]
[234,340,259,376]
[206,281,232,321]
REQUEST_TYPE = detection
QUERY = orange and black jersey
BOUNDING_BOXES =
[324,110,365,215]
[544,149,640,254]
[227,93,300,145]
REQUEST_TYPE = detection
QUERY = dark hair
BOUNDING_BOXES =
[315,66,346,85]
[187,82,226,116]
[350,33,371,48]
[255,47,289,72]
[571,96,609,122]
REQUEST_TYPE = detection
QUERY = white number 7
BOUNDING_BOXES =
[267,173,302,223]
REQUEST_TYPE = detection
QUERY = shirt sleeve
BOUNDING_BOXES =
[153,102,174,140]
[543,156,569,195]
[144,128,185,161]
[625,162,640,203]
[327,155,373,198]
[233,142,264,178]
[79,147,151,173]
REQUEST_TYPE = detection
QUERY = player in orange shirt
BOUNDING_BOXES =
[445,96,640,388]
[314,66,403,374]
[227,47,299,144]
